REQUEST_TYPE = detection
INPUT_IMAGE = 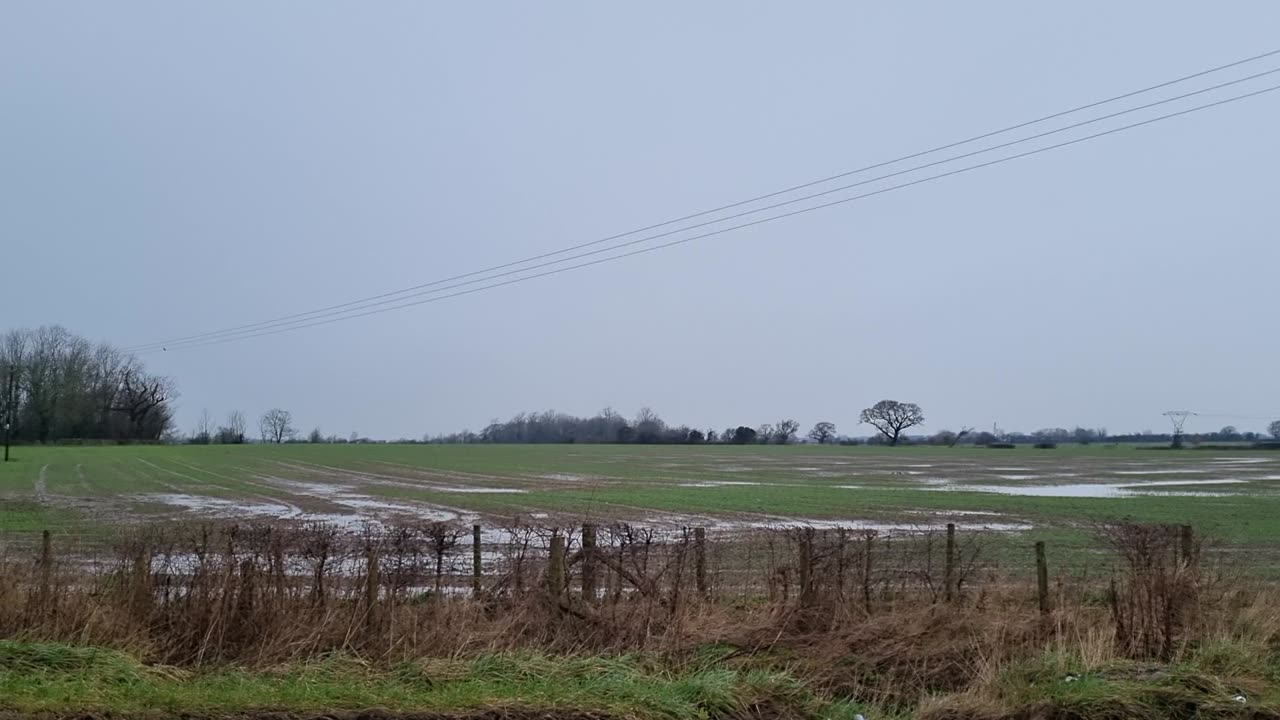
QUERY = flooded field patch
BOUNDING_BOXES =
[929,478,1249,498]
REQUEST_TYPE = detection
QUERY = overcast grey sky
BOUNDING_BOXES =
[3,2,1278,440]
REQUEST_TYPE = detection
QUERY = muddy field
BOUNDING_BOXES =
[1,444,1277,550]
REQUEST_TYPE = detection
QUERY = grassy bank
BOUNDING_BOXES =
[919,641,1280,720]
[1,639,1277,720]
[0,641,851,720]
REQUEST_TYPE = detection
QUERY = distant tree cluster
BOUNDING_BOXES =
[0,326,177,443]
[188,408,350,445]
[189,409,250,445]
[1023,427,1109,445]
[463,408,704,444]
[425,409,822,446]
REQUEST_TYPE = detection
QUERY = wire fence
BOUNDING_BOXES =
[0,518,1250,607]
[0,518,1264,666]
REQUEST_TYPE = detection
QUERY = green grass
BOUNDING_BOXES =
[930,642,1280,720]
[2,638,1276,720]
[0,641,849,719]
[2,443,1279,551]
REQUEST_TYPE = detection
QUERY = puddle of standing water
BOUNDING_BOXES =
[150,494,302,519]
[267,480,460,520]
[146,474,469,527]
[929,478,1248,498]
[728,515,1031,533]
[907,509,1004,517]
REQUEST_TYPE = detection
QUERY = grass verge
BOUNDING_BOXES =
[0,641,865,720]
[921,641,1280,720]
[3,639,1279,720]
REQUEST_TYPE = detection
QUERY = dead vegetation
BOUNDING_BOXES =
[0,520,1276,718]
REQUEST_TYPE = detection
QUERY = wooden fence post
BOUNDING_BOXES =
[694,527,708,599]
[1035,541,1050,615]
[38,529,52,605]
[472,524,483,596]
[131,539,151,615]
[862,532,874,614]
[945,523,956,603]
[1179,525,1195,568]
[547,534,565,604]
[271,532,286,605]
[581,523,597,603]
[364,543,379,624]
[798,527,815,608]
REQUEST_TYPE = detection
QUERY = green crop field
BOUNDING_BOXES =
[0,443,1278,549]
[3,443,1280,720]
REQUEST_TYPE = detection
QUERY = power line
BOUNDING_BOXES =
[1193,413,1279,420]
[147,83,1280,351]
[135,64,1280,351]
[127,66,1280,351]
[129,65,1280,351]
[124,48,1280,352]
[140,81,1280,353]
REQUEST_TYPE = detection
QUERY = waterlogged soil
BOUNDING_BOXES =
[927,478,1251,498]
[126,456,1043,535]
[14,445,1280,543]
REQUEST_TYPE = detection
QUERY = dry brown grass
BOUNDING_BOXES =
[0,520,1277,717]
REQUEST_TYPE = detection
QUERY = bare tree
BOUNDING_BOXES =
[1271,420,1280,440]
[111,368,178,440]
[634,406,665,443]
[930,430,957,446]
[757,424,773,444]
[193,409,213,444]
[217,410,247,444]
[807,421,837,444]
[773,419,800,444]
[859,400,925,446]
[308,427,324,443]
[259,408,297,444]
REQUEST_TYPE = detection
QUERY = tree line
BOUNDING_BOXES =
[425,401,928,446]
[0,327,350,447]
[175,409,1280,448]
[7,326,1273,449]
[430,406,1280,447]
[0,326,177,443]
[188,407,385,445]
